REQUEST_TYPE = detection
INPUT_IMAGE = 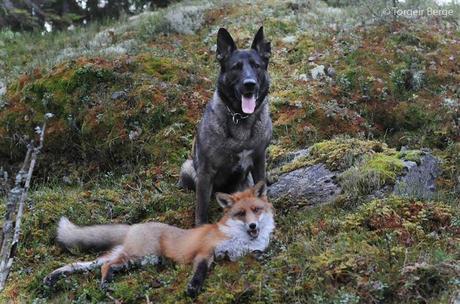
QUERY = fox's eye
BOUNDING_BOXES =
[235,210,246,217]
[253,207,261,213]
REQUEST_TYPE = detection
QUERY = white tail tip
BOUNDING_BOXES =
[58,216,73,229]
[57,216,77,245]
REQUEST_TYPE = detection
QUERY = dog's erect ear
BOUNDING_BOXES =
[216,192,235,209]
[217,28,236,62]
[251,27,271,61]
[253,181,267,198]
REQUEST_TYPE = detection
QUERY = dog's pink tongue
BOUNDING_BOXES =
[241,96,256,114]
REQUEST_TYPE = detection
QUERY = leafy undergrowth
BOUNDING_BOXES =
[0,0,459,303]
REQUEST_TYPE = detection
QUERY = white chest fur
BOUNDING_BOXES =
[215,212,275,261]
[236,149,254,171]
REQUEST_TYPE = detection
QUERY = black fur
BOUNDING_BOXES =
[186,260,208,298]
[216,27,271,116]
[179,27,272,225]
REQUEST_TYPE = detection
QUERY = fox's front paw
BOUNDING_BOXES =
[100,280,110,291]
[43,272,60,287]
[186,280,202,298]
[252,250,264,261]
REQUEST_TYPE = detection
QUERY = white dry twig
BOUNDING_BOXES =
[0,113,51,291]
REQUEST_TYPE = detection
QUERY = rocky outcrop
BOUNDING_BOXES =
[268,147,441,205]
[394,153,440,200]
[268,164,341,205]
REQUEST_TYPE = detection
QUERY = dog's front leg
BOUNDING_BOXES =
[251,150,266,184]
[186,255,212,298]
[195,167,215,225]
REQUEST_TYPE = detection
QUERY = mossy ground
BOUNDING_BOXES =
[0,0,459,303]
[2,180,458,303]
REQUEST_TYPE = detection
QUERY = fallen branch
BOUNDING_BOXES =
[0,113,52,291]
[0,169,8,203]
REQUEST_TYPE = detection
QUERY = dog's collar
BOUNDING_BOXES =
[226,106,250,124]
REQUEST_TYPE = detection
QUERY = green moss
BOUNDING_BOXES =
[337,68,358,92]
[363,154,404,184]
[390,64,411,99]
[398,150,422,164]
[391,32,421,47]
[309,138,390,172]
[287,35,315,64]
[339,153,404,202]
[140,55,182,82]
[2,175,458,303]
[344,196,452,235]
[0,54,193,176]
[272,138,400,177]
[275,156,314,176]
[264,17,297,35]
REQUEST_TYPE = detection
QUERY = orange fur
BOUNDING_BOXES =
[45,181,274,295]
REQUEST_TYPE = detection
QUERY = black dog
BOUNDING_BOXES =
[180,27,272,225]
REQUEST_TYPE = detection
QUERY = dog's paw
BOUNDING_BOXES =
[186,281,202,298]
[100,280,110,291]
[43,272,60,287]
[252,250,264,261]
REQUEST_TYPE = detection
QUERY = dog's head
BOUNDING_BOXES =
[216,27,271,115]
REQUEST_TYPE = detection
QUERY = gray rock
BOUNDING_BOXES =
[282,35,297,44]
[365,185,393,201]
[111,91,127,100]
[297,74,308,82]
[289,148,310,161]
[443,98,458,110]
[393,154,440,199]
[268,164,340,204]
[62,176,72,185]
[310,65,326,80]
[268,147,441,206]
[326,66,336,78]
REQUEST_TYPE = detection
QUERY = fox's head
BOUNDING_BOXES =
[216,181,274,240]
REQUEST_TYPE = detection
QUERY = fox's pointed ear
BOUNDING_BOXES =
[251,26,271,61]
[216,192,235,209]
[217,28,236,62]
[253,181,267,198]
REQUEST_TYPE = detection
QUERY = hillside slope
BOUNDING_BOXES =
[0,0,459,303]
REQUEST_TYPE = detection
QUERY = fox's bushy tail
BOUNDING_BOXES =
[57,217,129,251]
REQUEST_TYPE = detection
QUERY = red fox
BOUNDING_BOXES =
[43,181,275,297]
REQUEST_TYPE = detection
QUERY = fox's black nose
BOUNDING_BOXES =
[243,79,256,92]
[249,223,257,230]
